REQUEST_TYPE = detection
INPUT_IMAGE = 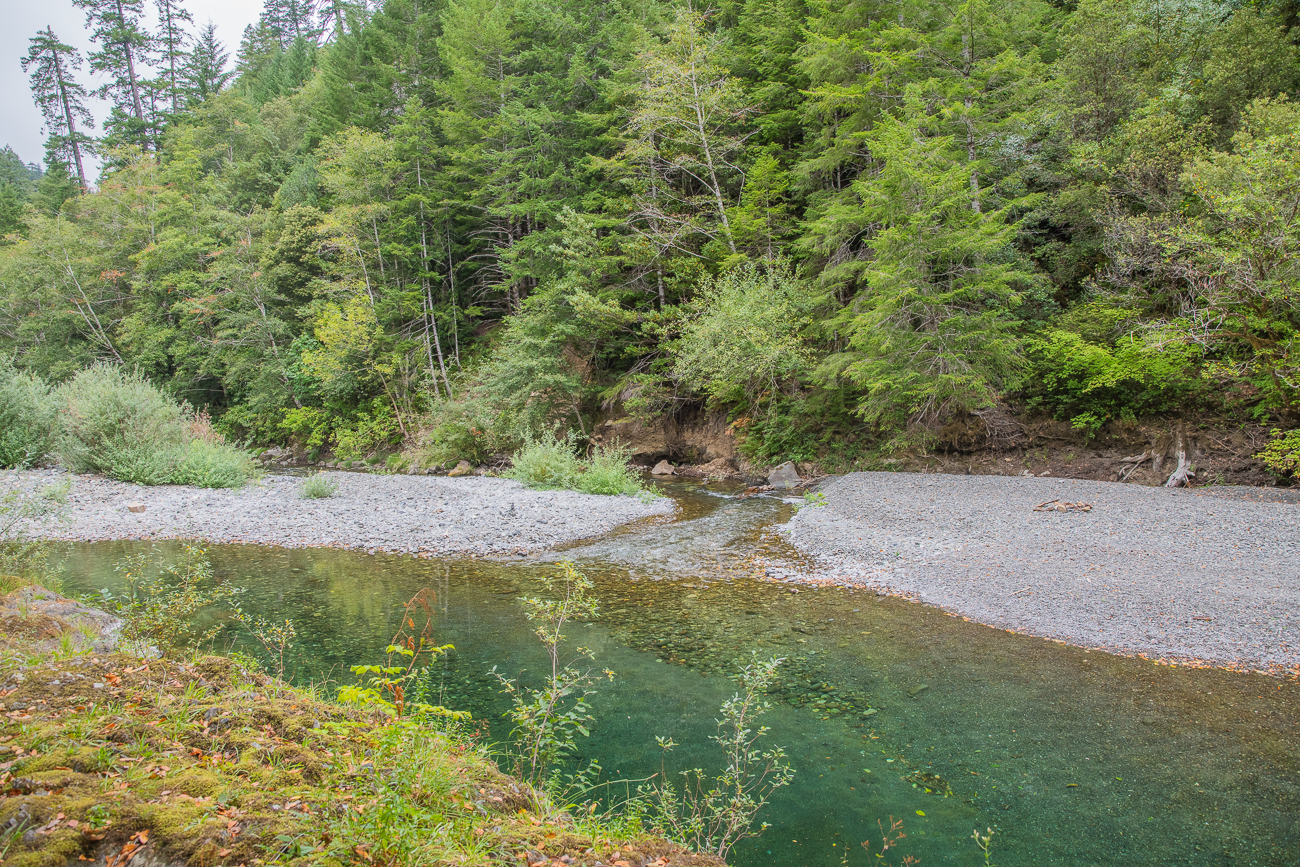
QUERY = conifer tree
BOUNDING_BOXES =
[22,28,95,190]
[73,0,153,148]
[822,98,1036,426]
[154,0,195,116]
[262,0,323,48]
[181,23,233,104]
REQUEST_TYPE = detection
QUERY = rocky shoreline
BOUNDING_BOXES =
[784,472,1300,673]
[2,468,674,557]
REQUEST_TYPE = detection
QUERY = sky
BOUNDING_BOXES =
[0,0,266,170]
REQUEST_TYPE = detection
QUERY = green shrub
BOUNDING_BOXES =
[507,434,583,490]
[55,364,255,488]
[673,259,815,405]
[1258,429,1300,478]
[300,472,339,499]
[0,357,58,469]
[333,402,401,462]
[171,440,257,489]
[508,435,645,497]
[56,364,188,477]
[1021,326,1197,434]
[577,443,643,496]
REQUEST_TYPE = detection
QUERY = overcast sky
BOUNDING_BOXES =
[0,0,266,170]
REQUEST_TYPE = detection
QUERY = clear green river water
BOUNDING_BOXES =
[51,478,1300,866]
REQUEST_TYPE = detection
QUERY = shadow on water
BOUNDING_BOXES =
[53,477,1300,867]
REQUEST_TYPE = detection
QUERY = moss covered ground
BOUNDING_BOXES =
[0,600,723,867]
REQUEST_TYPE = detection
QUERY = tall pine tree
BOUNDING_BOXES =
[22,28,95,190]
[154,0,194,116]
[181,23,233,105]
[73,0,153,148]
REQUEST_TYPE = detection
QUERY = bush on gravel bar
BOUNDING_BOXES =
[576,443,643,496]
[0,356,58,469]
[508,434,644,496]
[55,364,255,488]
[508,433,583,490]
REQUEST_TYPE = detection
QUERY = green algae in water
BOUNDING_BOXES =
[52,482,1300,867]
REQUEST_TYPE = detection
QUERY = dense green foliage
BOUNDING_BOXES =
[4,0,1299,466]
[47,364,257,487]
[508,435,644,497]
[0,357,58,469]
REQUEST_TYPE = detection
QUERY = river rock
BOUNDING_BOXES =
[0,586,123,653]
[125,502,146,513]
[768,461,802,488]
[448,460,473,477]
[650,460,676,475]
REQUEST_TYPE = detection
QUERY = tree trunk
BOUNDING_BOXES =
[114,0,146,125]
[1164,424,1196,488]
[51,43,88,189]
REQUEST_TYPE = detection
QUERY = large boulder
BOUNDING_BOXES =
[767,461,803,488]
[448,460,474,477]
[650,459,676,475]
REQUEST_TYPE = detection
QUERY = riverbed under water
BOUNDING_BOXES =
[52,478,1300,866]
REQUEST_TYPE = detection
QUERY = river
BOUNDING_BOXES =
[52,477,1300,866]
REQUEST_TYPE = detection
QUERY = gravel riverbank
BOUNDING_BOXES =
[784,472,1300,672]
[2,469,674,556]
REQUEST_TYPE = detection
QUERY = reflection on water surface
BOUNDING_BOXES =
[54,478,1300,866]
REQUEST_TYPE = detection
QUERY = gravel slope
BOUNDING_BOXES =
[784,472,1300,670]
[3,469,673,556]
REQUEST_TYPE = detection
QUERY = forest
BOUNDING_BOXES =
[3,0,1300,477]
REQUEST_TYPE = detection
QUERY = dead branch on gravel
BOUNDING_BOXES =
[1034,500,1093,512]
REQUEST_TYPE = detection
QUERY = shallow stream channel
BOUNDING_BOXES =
[52,477,1300,866]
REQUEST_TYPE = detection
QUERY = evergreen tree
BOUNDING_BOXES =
[620,8,752,262]
[181,22,233,104]
[73,0,153,148]
[30,162,82,216]
[821,99,1037,426]
[154,0,195,116]
[262,0,324,47]
[22,28,95,190]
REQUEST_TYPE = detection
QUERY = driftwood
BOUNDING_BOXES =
[1118,451,1149,482]
[1034,499,1093,513]
[1164,424,1196,488]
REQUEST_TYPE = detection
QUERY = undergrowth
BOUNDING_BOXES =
[0,356,57,470]
[299,472,339,499]
[0,626,722,867]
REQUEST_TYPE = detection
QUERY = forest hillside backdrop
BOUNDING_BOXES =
[3,0,1300,480]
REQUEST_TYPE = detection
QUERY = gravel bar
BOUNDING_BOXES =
[784,472,1300,671]
[3,469,673,557]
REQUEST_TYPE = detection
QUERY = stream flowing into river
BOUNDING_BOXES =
[52,477,1300,866]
